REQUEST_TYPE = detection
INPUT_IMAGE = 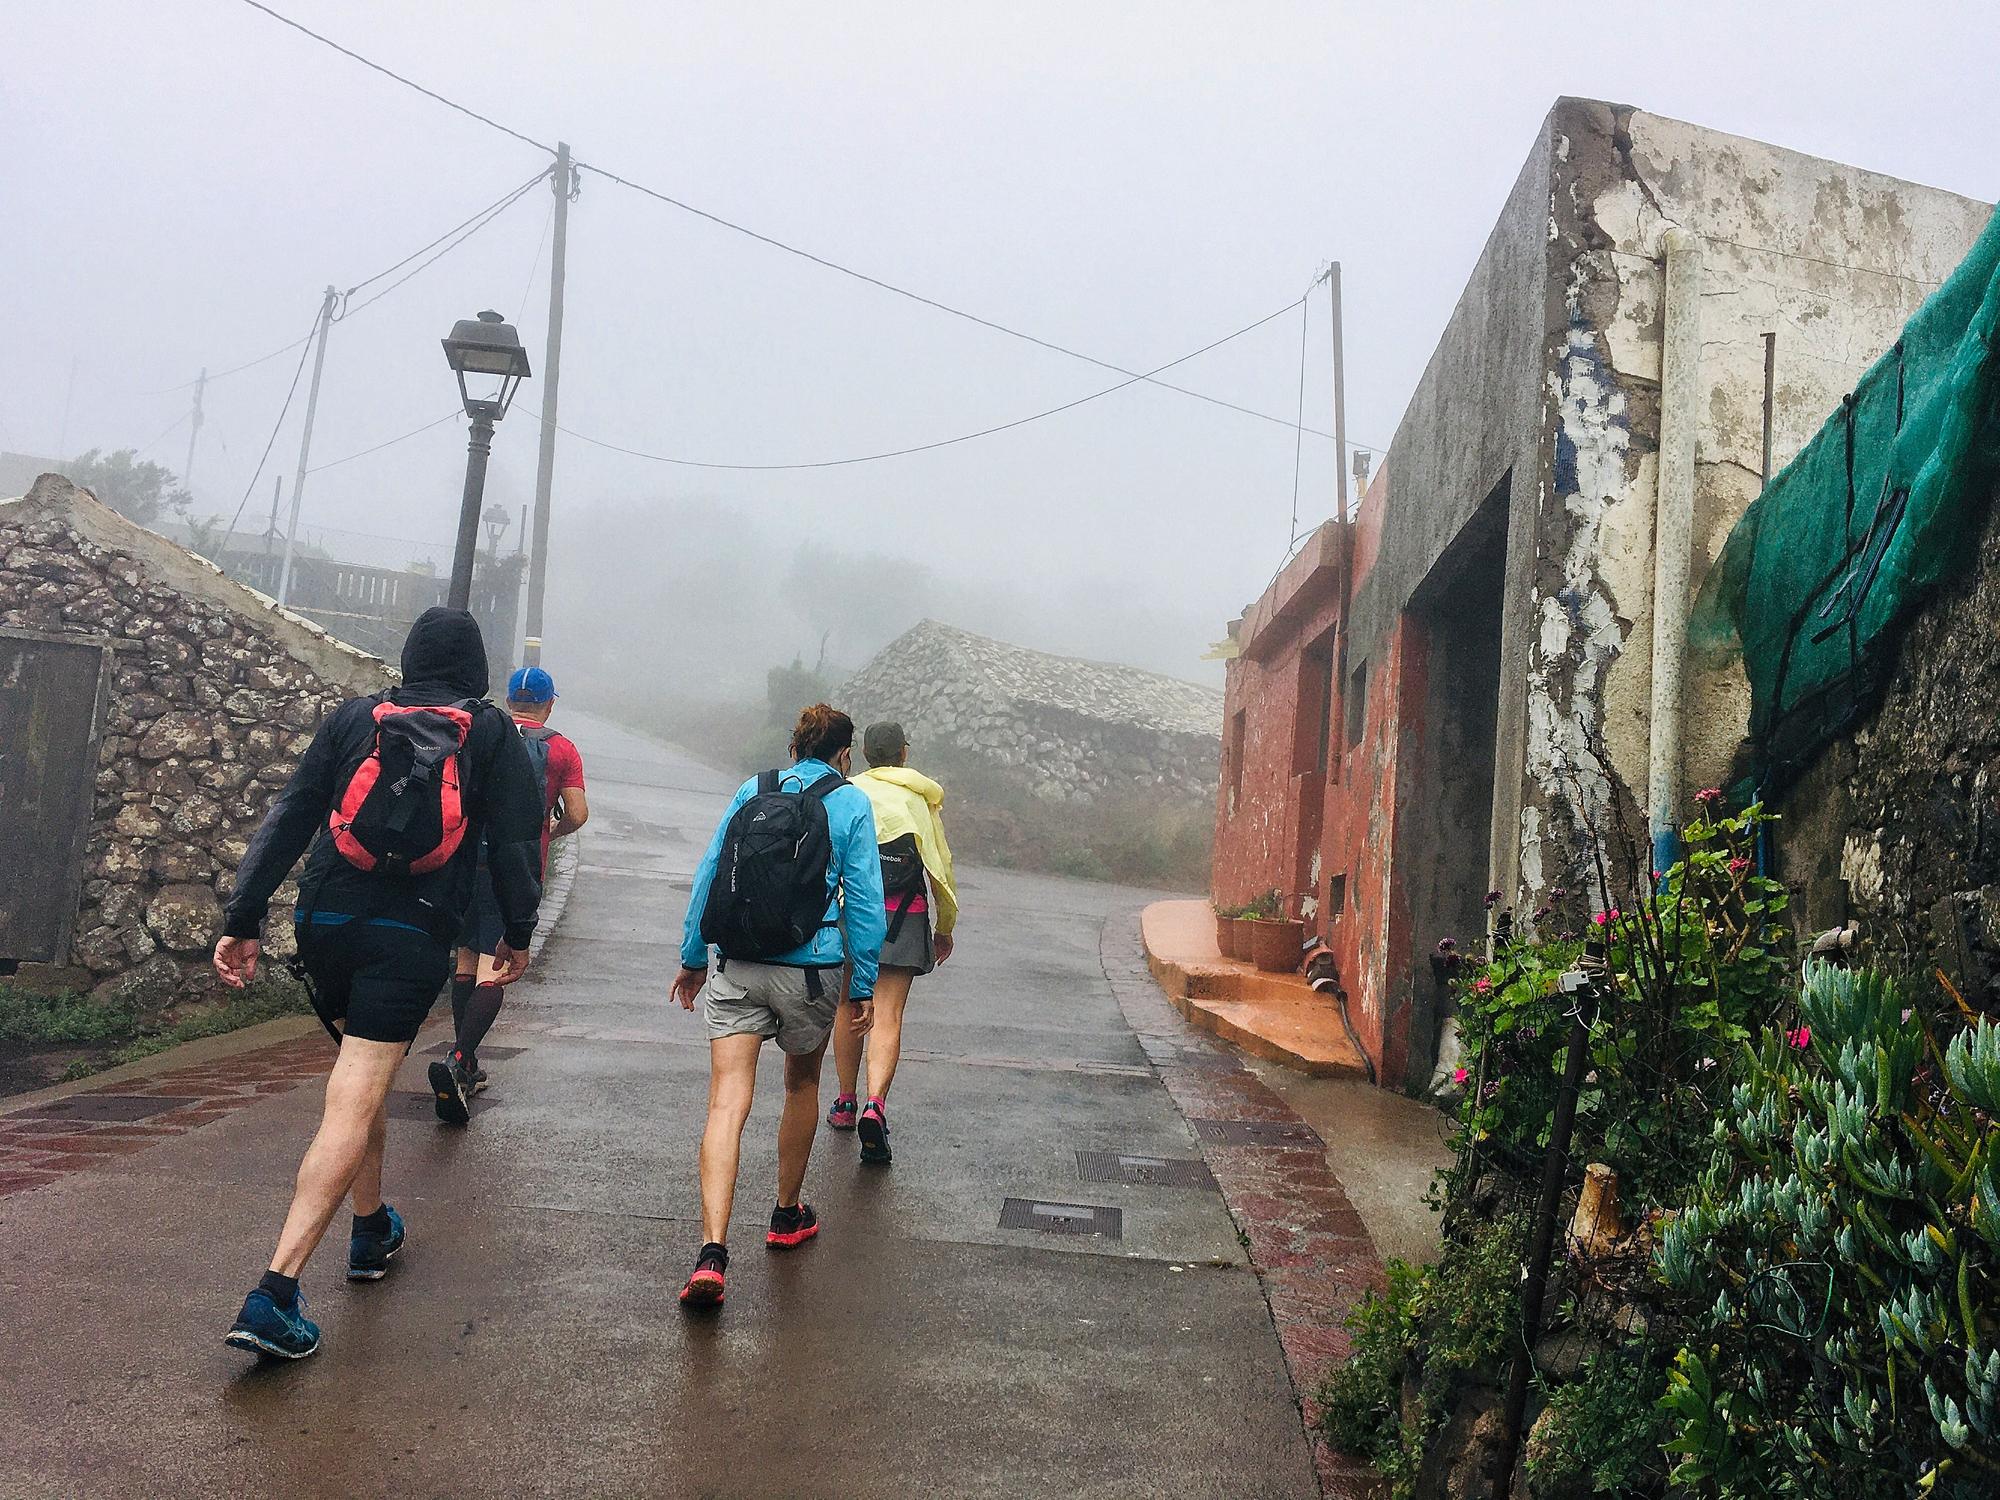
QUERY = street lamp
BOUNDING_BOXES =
[441,310,531,610]
[482,502,512,558]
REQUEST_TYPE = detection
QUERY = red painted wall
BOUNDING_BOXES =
[1213,468,1419,1080]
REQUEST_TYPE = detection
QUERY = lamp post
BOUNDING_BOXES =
[441,310,531,611]
[482,502,512,559]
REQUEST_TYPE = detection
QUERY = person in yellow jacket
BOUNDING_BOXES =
[829,720,957,1165]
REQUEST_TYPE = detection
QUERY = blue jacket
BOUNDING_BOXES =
[680,759,887,998]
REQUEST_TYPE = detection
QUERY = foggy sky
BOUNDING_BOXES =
[5,1,1995,697]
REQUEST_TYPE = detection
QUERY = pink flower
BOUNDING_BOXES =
[1452,1067,1470,1086]
[1786,1025,1811,1049]
[1594,911,1609,926]
[1473,977,1493,995]
[1696,787,1724,806]
[1728,857,1751,875]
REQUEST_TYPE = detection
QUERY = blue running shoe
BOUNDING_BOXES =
[347,1204,406,1282]
[224,1289,321,1360]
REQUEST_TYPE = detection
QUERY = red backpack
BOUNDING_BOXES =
[328,700,478,875]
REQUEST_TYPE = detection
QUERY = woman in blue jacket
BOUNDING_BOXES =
[669,703,885,1309]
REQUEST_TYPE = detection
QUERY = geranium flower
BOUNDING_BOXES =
[1696,787,1724,806]
[1452,1067,1470,1086]
[1484,889,1502,909]
[1728,857,1751,875]
[1436,937,1456,953]
[1786,1025,1811,1049]
[1473,977,1493,995]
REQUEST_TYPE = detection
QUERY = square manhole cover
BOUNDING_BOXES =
[1076,1150,1216,1190]
[16,1093,185,1123]
[999,1198,1123,1239]
[1189,1118,1323,1148]
[422,1043,526,1060]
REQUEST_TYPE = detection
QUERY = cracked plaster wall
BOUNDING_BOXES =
[1517,100,1989,900]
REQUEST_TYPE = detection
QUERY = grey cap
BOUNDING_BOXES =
[863,720,909,766]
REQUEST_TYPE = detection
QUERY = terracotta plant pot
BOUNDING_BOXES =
[1248,918,1307,974]
[1226,917,1255,960]
[1214,913,1241,959]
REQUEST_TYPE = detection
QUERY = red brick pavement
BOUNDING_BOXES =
[0,1033,332,1200]
[1107,916,1387,1500]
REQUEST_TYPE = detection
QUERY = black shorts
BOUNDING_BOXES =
[294,919,453,1045]
[457,868,506,957]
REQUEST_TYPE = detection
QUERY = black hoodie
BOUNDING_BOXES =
[223,608,543,949]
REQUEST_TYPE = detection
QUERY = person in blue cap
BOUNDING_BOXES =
[429,664,589,1122]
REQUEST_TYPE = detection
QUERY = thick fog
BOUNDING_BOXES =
[5,1,1996,703]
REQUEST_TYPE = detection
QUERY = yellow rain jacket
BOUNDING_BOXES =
[853,765,958,938]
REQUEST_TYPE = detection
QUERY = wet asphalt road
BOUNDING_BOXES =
[0,715,1315,1499]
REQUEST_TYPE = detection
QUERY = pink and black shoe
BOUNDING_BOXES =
[858,1098,892,1166]
[679,1242,727,1310]
[827,1094,858,1131]
[766,1202,820,1249]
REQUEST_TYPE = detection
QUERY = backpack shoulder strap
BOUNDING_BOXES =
[756,769,781,796]
[519,724,555,742]
[805,771,846,800]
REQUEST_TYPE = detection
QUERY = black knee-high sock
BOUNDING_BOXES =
[449,974,476,1038]
[458,982,506,1060]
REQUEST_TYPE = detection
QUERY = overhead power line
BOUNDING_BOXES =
[231,0,1370,447]
[553,296,1310,471]
[308,410,461,474]
[219,306,322,539]
[132,167,546,396]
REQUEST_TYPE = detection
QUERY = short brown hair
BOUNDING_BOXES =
[790,703,854,763]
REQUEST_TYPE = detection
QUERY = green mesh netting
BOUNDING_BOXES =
[1690,209,2000,796]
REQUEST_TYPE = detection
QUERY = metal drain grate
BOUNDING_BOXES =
[1075,1150,1216,1190]
[998,1198,1124,1239]
[423,1043,526,1060]
[16,1093,185,1123]
[1189,1118,1323,1148]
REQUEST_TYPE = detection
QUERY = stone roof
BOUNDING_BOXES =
[844,621,1223,739]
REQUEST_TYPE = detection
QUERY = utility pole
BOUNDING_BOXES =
[1330,262,1349,522]
[521,142,573,667]
[183,368,207,498]
[277,286,339,609]
[263,473,282,553]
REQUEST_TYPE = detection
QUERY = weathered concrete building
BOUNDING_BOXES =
[843,619,1223,802]
[1212,98,1992,1087]
[0,475,390,1006]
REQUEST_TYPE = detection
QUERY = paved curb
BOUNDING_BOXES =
[1104,911,1386,1500]
[531,829,582,961]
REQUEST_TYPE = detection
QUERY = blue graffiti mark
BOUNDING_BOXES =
[1553,428,1579,496]
[1556,586,1584,627]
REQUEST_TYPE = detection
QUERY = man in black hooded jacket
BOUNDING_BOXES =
[212,607,543,1360]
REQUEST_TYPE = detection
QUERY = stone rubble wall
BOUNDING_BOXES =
[1,477,390,1008]
[1779,483,2000,1006]
[841,620,1222,803]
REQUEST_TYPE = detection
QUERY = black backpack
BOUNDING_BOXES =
[699,769,845,961]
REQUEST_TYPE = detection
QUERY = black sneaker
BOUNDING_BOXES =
[427,1050,473,1126]
[766,1202,820,1249]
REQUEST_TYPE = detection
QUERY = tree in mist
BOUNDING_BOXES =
[786,542,934,672]
[65,448,191,527]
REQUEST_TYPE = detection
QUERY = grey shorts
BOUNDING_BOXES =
[879,909,935,975]
[702,960,839,1055]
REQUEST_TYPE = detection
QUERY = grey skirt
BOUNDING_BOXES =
[878,906,935,975]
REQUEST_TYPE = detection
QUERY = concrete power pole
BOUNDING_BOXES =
[276,286,339,609]
[521,142,573,668]
[183,368,207,499]
[1330,262,1349,522]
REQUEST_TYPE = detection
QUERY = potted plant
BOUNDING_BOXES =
[1212,902,1246,959]
[1242,890,1306,974]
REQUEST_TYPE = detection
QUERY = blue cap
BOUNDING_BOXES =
[507,665,557,703]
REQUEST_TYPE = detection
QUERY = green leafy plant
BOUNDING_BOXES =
[1657,963,2000,1497]
[1242,889,1283,921]
[1526,1350,1671,1497]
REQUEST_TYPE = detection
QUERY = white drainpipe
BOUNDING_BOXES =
[1648,226,1702,877]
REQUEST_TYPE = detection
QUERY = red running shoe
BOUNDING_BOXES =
[678,1243,727,1310]
[766,1202,820,1249]
[826,1094,858,1130]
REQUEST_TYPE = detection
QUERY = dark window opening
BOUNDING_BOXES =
[1344,662,1368,749]
[1227,708,1246,804]
[1294,628,1338,777]
[1327,873,1347,918]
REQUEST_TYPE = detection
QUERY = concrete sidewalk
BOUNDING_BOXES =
[0,714,1322,1499]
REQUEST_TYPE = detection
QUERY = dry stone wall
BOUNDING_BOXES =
[1779,484,2000,1008]
[841,621,1222,803]
[1,476,389,1009]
